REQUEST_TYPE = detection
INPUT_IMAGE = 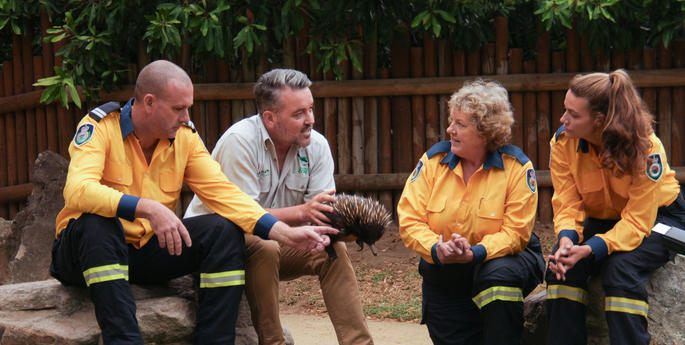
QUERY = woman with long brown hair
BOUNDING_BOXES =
[545,69,685,344]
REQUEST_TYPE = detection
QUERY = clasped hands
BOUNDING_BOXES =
[547,236,593,281]
[436,233,474,264]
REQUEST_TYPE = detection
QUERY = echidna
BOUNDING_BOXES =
[321,194,393,261]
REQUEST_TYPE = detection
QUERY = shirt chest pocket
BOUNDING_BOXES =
[101,161,132,187]
[477,199,504,233]
[285,174,308,193]
[578,171,603,195]
[160,170,183,193]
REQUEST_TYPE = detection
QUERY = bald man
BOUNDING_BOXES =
[49,60,338,345]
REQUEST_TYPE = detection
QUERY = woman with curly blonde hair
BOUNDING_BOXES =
[398,80,544,345]
[546,69,685,345]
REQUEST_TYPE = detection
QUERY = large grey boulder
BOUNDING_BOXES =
[4,150,68,284]
[523,255,685,345]
[0,217,19,282]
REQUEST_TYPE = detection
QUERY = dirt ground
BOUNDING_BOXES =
[277,221,556,344]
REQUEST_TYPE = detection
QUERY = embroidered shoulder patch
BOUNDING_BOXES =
[646,153,663,182]
[410,160,424,182]
[526,168,537,193]
[73,123,95,146]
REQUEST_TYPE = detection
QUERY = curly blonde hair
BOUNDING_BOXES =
[448,80,514,152]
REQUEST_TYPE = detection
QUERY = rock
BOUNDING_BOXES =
[0,217,19,282]
[5,151,69,284]
[523,255,685,345]
[646,255,685,345]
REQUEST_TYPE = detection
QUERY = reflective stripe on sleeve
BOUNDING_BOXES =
[83,264,129,286]
[605,296,648,318]
[200,270,246,288]
[472,286,523,309]
[546,284,588,305]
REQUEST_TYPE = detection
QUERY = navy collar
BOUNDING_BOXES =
[439,149,504,171]
[120,98,135,140]
[439,145,528,171]
[577,138,589,153]
[121,97,175,145]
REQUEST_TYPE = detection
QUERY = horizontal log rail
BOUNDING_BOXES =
[3,167,685,204]
[2,69,685,114]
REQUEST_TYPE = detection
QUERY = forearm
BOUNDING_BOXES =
[265,206,305,226]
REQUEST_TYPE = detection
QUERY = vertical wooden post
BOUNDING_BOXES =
[641,49,657,115]
[481,43,496,75]
[611,49,625,70]
[204,59,219,151]
[580,35,593,71]
[337,61,352,175]
[12,34,28,200]
[447,49,464,138]
[41,11,58,154]
[436,40,452,142]
[0,67,6,218]
[658,43,672,160]
[54,39,72,158]
[351,59,365,176]
[671,40,685,166]
[390,34,413,173]
[551,51,566,131]
[523,61,537,167]
[536,26,552,223]
[33,56,47,154]
[378,68,393,214]
[217,60,232,132]
[363,32,378,184]
[466,48,481,76]
[509,48,524,149]
[22,28,36,179]
[565,28,579,73]
[424,34,439,148]
[3,62,17,217]
[323,68,338,170]
[495,17,508,75]
[410,46,425,163]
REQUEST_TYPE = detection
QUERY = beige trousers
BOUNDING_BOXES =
[244,234,373,345]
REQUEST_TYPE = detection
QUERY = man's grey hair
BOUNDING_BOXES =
[254,69,312,114]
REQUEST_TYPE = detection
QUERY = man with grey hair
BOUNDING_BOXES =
[50,60,337,345]
[185,68,373,345]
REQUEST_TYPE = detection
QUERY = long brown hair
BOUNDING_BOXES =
[569,69,654,176]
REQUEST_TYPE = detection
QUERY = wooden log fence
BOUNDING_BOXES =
[1,16,685,223]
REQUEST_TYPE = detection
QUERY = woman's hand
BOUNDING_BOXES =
[547,237,592,281]
[436,233,473,264]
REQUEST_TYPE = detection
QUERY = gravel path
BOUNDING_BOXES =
[281,313,432,345]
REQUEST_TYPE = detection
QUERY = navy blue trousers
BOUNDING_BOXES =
[50,213,245,345]
[420,234,544,345]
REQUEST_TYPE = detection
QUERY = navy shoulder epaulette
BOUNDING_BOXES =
[183,120,197,133]
[88,101,121,122]
[426,141,451,159]
[498,145,530,166]
[554,125,566,141]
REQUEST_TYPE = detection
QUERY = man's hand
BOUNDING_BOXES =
[136,198,192,256]
[300,190,336,225]
[436,233,473,264]
[268,221,339,254]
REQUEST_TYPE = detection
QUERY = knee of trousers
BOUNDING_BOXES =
[316,242,353,276]
[246,237,280,267]
[73,214,128,254]
[600,255,646,295]
[474,257,525,288]
[196,215,246,265]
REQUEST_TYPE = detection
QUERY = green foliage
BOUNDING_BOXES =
[0,0,683,107]
[535,0,685,50]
